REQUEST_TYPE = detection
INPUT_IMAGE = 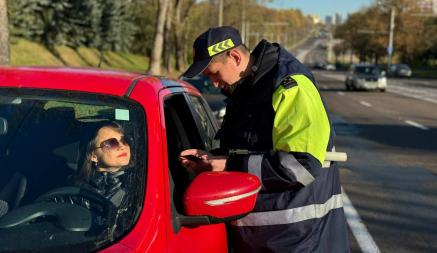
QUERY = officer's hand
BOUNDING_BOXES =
[179,149,227,174]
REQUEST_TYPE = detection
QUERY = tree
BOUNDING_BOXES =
[149,0,170,75]
[130,0,157,56]
[335,7,387,63]
[173,0,196,71]
[0,0,10,65]
[11,0,71,51]
[163,0,174,72]
[337,0,436,65]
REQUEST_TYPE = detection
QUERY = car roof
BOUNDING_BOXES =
[0,66,192,97]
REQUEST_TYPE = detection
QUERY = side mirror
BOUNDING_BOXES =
[381,70,386,77]
[182,172,260,225]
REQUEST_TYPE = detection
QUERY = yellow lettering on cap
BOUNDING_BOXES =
[208,39,235,56]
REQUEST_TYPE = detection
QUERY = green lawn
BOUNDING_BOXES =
[10,38,149,73]
[412,68,437,79]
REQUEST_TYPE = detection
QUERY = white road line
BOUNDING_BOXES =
[387,85,437,105]
[342,189,380,253]
[405,120,429,130]
[338,91,345,96]
[360,101,372,107]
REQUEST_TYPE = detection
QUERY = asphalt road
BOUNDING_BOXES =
[315,70,437,253]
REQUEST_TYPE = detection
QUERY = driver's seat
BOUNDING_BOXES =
[0,172,27,215]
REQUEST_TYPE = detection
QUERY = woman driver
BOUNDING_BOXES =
[78,122,132,207]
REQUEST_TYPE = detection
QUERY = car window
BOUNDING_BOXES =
[355,66,381,75]
[0,89,146,252]
[188,95,219,151]
[181,75,222,95]
[398,64,410,70]
[163,92,217,231]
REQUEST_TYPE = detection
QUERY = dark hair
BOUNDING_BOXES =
[78,122,126,182]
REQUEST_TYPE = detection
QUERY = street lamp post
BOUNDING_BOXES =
[387,7,395,72]
[241,0,246,44]
[218,0,223,26]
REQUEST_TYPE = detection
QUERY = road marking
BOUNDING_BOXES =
[405,120,429,130]
[387,85,437,105]
[318,71,437,104]
[338,91,345,96]
[342,189,381,253]
[360,101,372,107]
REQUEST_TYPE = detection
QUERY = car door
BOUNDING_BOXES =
[159,87,227,253]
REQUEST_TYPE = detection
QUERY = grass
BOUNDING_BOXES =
[10,39,62,66]
[412,67,437,79]
[44,101,113,120]
[10,38,149,73]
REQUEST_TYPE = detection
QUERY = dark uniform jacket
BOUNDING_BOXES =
[215,40,350,253]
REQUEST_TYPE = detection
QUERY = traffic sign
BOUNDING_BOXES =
[387,46,393,55]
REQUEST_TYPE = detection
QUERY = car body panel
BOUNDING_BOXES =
[157,86,228,253]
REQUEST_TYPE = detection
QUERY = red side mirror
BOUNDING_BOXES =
[184,172,261,219]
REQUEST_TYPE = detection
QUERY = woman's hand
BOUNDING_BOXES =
[179,149,227,174]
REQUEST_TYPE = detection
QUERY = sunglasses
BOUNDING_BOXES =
[95,136,129,151]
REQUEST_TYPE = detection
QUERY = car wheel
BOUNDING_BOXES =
[379,88,386,92]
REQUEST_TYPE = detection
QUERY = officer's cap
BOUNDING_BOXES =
[182,26,243,78]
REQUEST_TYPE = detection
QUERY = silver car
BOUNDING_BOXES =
[345,64,387,92]
[389,64,412,78]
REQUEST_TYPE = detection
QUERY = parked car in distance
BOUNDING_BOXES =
[312,62,326,70]
[180,75,226,124]
[0,67,261,253]
[311,62,336,71]
[324,63,336,71]
[345,64,387,92]
[388,64,412,78]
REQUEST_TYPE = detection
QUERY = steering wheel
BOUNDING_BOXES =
[35,186,115,215]
[0,187,119,233]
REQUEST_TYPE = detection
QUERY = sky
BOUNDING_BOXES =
[266,0,375,20]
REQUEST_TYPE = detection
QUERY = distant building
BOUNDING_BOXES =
[325,16,333,25]
[334,13,342,25]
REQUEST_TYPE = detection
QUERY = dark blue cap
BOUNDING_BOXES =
[182,26,243,78]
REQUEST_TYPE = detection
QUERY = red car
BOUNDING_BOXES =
[0,67,260,252]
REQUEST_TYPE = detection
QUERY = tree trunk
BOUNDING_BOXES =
[173,0,195,71]
[173,0,183,71]
[0,0,10,65]
[149,0,170,75]
[163,0,174,73]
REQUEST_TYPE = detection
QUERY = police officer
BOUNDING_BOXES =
[179,26,349,253]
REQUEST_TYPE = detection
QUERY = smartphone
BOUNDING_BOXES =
[179,154,203,162]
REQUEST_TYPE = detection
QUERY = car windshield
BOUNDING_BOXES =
[0,89,146,252]
[397,64,410,70]
[182,76,222,95]
[355,66,382,75]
